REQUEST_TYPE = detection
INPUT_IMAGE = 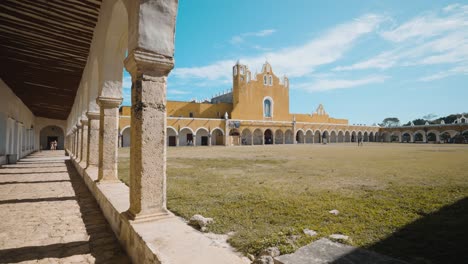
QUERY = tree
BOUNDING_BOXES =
[379,117,400,127]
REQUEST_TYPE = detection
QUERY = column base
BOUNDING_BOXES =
[123,209,171,223]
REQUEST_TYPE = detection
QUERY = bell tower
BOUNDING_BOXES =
[232,61,250,108]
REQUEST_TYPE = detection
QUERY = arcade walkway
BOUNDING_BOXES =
[0,151,130,263]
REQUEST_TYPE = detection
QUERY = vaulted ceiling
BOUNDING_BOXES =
[0,0,101,120]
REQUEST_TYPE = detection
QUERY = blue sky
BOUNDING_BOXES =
[122,0,468,125]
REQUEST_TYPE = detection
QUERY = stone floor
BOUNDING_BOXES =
[0,151,130,264]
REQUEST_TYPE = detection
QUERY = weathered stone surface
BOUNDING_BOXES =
[0,151,130,263]
[189,214,214,231]
[329,209,340,215]
[329,234,349,241]
[260,247,281,257]
[303,229,318,237]
[254,255,275,264]
[86,111,100,167]
[275,238,407,264]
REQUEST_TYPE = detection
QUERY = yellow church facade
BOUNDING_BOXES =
[119,62,380,147]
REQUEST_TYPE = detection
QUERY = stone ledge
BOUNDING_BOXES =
[67,150,246,264]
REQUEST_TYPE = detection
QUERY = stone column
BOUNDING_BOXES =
[96,98,122,182]
[80,119,89,165]
[124,49,174,221]
[176,135,179,146]
[76,124,82,161]
[208,133,212,146]
[86,112,100,168]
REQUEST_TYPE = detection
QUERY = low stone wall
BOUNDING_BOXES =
[67,150,247,264]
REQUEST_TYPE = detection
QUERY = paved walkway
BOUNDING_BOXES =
[0,151,130,263]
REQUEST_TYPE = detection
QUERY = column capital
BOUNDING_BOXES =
[124,48,174,79]
[97,97,122,108]
[86,111,100,120]
[76,124,82,129]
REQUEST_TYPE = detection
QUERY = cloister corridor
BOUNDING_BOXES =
[0,151,130,263]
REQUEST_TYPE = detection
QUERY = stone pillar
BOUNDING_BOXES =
[176,135,179,146]
[86,112,100,168]
[76,124,82,161]
[80,119,89,165]
[208,133,212,146]
[124,49,174,221]
[97,98,122,182]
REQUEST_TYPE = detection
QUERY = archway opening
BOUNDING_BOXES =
[264,129,273,145]
[305,130,313,144]
[296,130,304,144]
[402,133,411,143]
[285,130,294,144]
[369,132,374,142]
[253,129,263,145]
[275,130,284,144]
[241,129,252,145]
[314,131,321,143]
[363,132,369,142]
[414,132,424,143]
[322,131,329,144]
[121,127,130,147]
[40,126,64,150]
[180,128,194,146]
[330,131,337,143]
[196,128,209,146]
[229,128,241,146]
[351,131,356,142]
[345,131,351,142]
[167,127,177,146]
[427,132,437,142]
[338,131,344,143]
[211,128,224,146]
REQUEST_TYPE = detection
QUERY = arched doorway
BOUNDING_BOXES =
[363,132,369,142]
[179,127,194,146]
[167,127,178,146]
[322,131,329,144]
[338,131,344,143]
[296,130,304,144]
[414,132,425,143]
[211,128,224,146]
[345,131,351,142]
[40,126,64,150]
[369,132,374,142]
[330,131,337,143]
[314,131,321,144]
[121,126,130,147]
[351,131,356,142]
[229,128,241,146]
[305,130,313,143]
[357,131,363,142]
[402,132,412,143]
[241,129,252,145]
[253,129,263,145]
[427,132,438,143]
[264,129,273,145]
[285,129,294,144]
[275,130,284,144]
[195,128,209,146]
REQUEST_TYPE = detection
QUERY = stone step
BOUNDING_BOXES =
[275,238,407,264]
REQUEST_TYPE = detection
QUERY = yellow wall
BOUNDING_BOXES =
[167,101,232,119]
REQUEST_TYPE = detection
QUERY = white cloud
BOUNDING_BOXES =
[173,14,384,82]
[419,65,468,81]
[230,29,276,44]
[296,75,388,92]
[335,5,468,72]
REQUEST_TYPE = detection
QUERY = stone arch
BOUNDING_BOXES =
[390,131,401,142]
[330,130,337,143]
[211,128,224,146]
[440,130,458,143]
[264,129,274,144]
[296,129,305,144]
[363,131,369,142]
[322,130,329,143]
[345,131,351,142]
[305,130,313,144]
[253,128,263,145]
[369,132,374,142]
[121,125,131,147]
[357,131,363,141]
[195,127,209,146]
[40,126,64,150]
[427,130,439,143]
[275,129,284,144]
[167,126,178,147]
[402,131,412,143]
[314,130,321,144]
[413,130,426,143]
[241,128,252,145]
[351,131,357,142]
[98,0,129,99]
[338,131,344,143]
[285,129,294,144]
[179,127,194,146]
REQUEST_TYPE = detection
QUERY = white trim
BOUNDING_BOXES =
[195,127,209,135]
[120,125,131,135]
[167,126,178,136]
[179,127,195,134]
[210,127,225,135]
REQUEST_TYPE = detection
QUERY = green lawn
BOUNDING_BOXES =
[118,143,468,263]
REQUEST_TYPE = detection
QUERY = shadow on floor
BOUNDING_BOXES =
[332,197,468,264]
[0,158,130,263]
[0,180,71,185]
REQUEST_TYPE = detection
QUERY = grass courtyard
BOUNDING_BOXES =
[118,143,468,263]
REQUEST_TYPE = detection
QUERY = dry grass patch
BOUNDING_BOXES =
[118,143,468,263]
